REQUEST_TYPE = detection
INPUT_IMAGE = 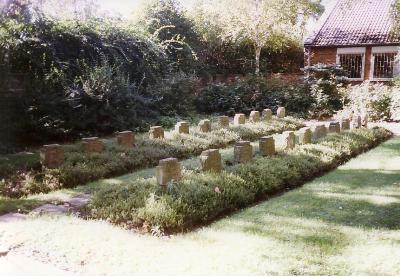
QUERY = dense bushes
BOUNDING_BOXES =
[0,118,304,198]
[89,127,392,233]
[195,76,313,117]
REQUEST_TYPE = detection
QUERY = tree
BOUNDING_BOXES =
[197,0,323,75]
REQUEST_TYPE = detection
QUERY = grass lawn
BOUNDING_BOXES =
[1,136,399,274]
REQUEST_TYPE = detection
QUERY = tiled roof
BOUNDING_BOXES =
[305,0,400,47]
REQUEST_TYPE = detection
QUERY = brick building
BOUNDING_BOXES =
[304,0,400,82]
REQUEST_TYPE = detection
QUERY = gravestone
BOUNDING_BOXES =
[175,121,190,134]
[198,119,212,133]
[262,109,273,120]
[234,113,246,125]
[234,141,253,163]
[362,114,369,127]
[149,126,165,139]
[328,122,341,133]
[352,115,362,129]
[298,127,312,144]
[259,136,275,157]
[200,149,222,172]
[218,116,230,128]
[277,107,286,118]
[341,118,350,130]
[249,111,261,123]
[156,158,181,186]
[312,124,327,140]
[283,131,296,150]
[117,131,135,148]
[40,144,64,169]
[82,137,105,153]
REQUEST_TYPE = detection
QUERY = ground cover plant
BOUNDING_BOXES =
[0,117,303,198]
[89,127,392,233]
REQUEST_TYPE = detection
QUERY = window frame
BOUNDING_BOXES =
[370,46,400,81]
[336,47,366,81]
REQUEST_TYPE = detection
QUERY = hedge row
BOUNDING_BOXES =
[88,127,393,233]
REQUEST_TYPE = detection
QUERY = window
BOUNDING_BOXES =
[371,47,399,80]
[337,48,365,80]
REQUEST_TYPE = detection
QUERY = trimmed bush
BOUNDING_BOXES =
[89,127,392,233]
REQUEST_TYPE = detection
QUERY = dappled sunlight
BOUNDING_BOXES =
[315,191,400,206]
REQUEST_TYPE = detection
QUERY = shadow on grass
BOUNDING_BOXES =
[0,197,43,215]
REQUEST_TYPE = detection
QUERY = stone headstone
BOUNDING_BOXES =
[262,109,273,120]
[175,121,190,134]
[234,141,253,163]
[362,114,369,127]
[277,107,286,118]
[283,131,296,150]
[234,113,246,125]
[198,119,212,133]
[341,118,350,130]
[218,116,230,128]
[249,111,261,123]
[259,136,275,157]
[200,149,222,172]
[82,137,105,153]
[156,158,181,186]
[149,126,165,139]
[297,127,312,144]
[328,122,341,133]
[40,144,64,169]
[117,131,135,148]
[352,115,362,129]
[312,124,327,140]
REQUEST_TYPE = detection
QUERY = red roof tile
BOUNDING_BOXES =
[305,0,400,47]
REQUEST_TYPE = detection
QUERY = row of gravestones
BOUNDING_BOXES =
[155,114,369,186]
[39,107,287,169]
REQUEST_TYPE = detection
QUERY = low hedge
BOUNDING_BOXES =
[89,127,392,233]
[1,117,303,198]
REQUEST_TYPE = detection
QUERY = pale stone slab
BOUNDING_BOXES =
[82,137,105,153]
[149,126,165,139]
[362,114,369,127]
[249,111,261,123]
[263,109,273,120]
[234,141,253,163]
[277,107,286,118]
[341,118,350,130]
[40,144,64,169]
[283,131,296,150]
[117,131,135,148]
[259,136,275,157]
[298,127,312,144]
[329,122,341,133]
[175,121,190,134]
[234,113,246,125]
[218,116,230,128]
[200,149,222,172]
[198,119,212,133]
[156,158,181,186]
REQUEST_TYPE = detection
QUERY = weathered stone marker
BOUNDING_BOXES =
[312,124,327,140]
[283,131,296,150]
[156,158,181,186]
[362,114,369,127]
[82,137,105,153]
[297,127,312,144]
[40,144,64,169]
[328,122,341,133]
[149,126,165,139]
[277,107,286,118]
[234,113,246,125]
[218,116,230,128]
[249,111,261,122]
[117,131,135,148]
[234,141,253,163]
[200,149,222,172]
[341,118,350,130]
[262,109,272,120]
[259,136,275,157]
[352,115,362,129]
[175,121,190,134]
[198,119,212,133]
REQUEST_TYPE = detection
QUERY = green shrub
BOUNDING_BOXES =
[89,127,392,233]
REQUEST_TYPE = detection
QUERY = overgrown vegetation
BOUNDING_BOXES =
[89,127,392,233]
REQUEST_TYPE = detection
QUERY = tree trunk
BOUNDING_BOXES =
[255,45,261,75]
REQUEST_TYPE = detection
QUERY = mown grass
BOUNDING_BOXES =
[1,135,399,275]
